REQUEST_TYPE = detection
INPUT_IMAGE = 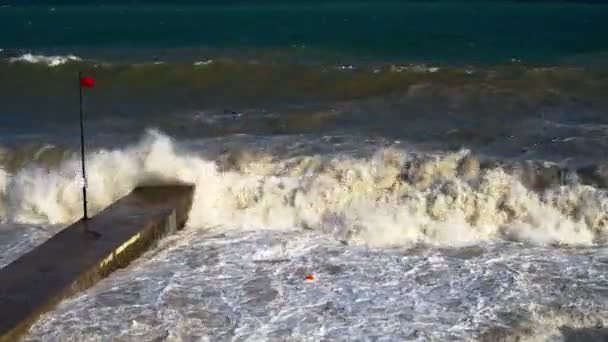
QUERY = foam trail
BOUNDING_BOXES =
[0,130,606,247]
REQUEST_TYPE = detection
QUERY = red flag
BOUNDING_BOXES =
[80,76,95,88]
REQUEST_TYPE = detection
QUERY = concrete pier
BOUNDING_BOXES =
[0,185,194,341]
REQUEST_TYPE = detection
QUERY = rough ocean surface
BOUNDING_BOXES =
[0,131,606,341]
[1,1,608,341]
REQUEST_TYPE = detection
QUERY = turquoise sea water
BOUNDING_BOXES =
[1,1,608,64]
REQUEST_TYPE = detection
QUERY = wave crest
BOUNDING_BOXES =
[1,131,606,247]
[8,53,82,67]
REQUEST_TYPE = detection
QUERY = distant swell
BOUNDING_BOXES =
[1,130,606,247]
[1,58,606,112]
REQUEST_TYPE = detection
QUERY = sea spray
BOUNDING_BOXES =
[0,130,606,246]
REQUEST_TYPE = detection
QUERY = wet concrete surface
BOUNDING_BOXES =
[0,185,193,341]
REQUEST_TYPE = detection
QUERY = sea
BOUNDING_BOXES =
[1,1,608,341]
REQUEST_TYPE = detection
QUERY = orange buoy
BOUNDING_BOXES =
[305,274,315,282]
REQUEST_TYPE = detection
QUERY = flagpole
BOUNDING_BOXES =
[78,71,88,220]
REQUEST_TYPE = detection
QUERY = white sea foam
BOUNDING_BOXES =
[193,59,213,66]
[0,130,606,247]
[390,64,441,73]
[1,131,605,341]
[8,53,82,67]
[22,229,608,341]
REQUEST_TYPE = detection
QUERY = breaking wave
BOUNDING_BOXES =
[0,130,606,247]
[8,53,82,67]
